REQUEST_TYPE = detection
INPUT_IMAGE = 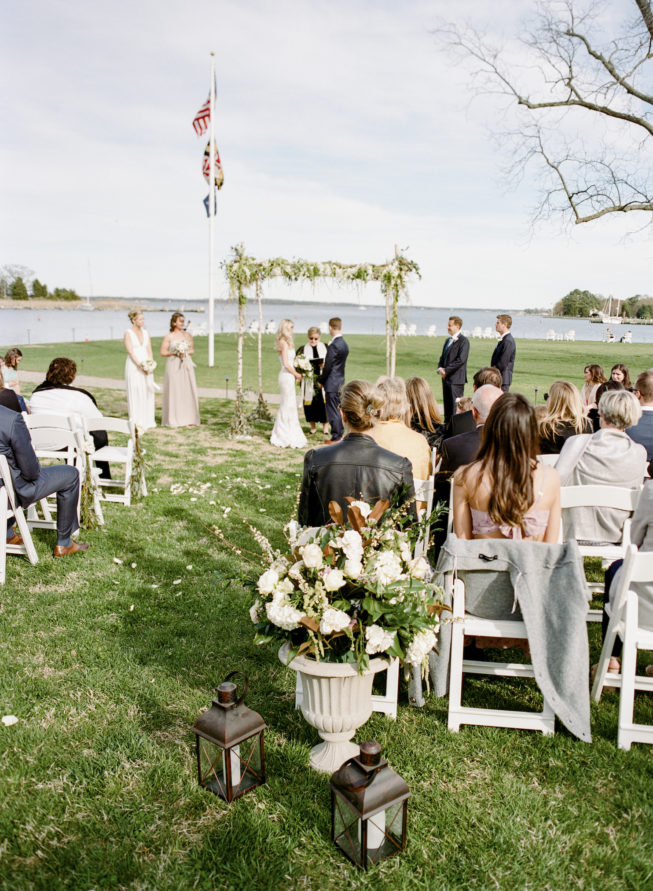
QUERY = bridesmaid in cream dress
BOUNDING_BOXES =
[124,310,156,430]
[160,312,200,427]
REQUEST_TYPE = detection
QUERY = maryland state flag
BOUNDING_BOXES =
[202,141,224,189]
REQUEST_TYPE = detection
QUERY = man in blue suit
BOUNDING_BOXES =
[437,315,470,424]
[0,405,89,557]
[317,317,349,443]
[490,313,516,392]
[627,370,653,460]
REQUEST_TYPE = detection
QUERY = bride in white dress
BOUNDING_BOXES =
[270,319,308,449]
[124,310,156,430]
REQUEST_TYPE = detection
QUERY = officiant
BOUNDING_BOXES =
[299,327,328,436]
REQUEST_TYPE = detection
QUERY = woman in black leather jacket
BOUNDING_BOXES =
[298,380,415,527]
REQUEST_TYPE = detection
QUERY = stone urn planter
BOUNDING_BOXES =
[279,643,388,773]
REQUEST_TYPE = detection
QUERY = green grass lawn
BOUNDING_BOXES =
[14,334,653,403]
[2,379,652,888]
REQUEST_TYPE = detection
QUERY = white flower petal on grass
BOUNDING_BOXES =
[190,497,197,502]
[129,605,135,612]
[131,562,137,569]
[151,584,159,589]
[172,579,182,585]
[113,558,123,565]
[186,564,193,570]
[2,715,19,726]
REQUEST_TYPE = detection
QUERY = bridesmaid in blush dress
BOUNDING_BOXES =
[160,312,200,427]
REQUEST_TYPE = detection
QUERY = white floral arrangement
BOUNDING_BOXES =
[249,497,445,674]
[293,352,314,378]
[140,358,157,373]
[171,341,190,358]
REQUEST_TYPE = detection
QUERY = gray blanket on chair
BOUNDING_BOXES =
[433,535,592,742]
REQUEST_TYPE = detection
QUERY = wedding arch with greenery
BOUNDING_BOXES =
[223,243,420,436]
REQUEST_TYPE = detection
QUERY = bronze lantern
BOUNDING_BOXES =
[192,671,266,802]
[329,741,410,869]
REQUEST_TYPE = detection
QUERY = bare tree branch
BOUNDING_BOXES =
[438,0,653,224]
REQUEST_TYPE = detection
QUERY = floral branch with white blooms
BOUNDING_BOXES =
[245,497,446,675]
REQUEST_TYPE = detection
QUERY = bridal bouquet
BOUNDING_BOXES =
[140,358,157,374]
[249,498,445,674]
[171,341,190,358]
[293,352,314,379]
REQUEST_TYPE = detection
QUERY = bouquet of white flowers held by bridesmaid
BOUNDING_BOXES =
[249,497,446,675]
[170,341,190,359]
[140,358,157,373]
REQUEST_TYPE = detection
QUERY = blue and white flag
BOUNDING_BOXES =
[203,188,219,217]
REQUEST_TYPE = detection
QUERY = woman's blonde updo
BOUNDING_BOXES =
[340,380,384,432]
[128,310,141,324]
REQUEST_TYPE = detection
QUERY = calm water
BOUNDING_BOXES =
[2,299,653,345]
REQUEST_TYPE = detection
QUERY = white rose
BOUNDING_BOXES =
[409,556,430,581]
[249,600,262,623]
[257,569,279,595]
[400,542,412,563]
[275,577,295,596]
[344,558,363,580]
[350,500,372,519]
[301,543,324,569]
[373,551,404,585]
[365,624,396,655]
[319,607,351,635]
[324,569,346,591]
[265,600,303,631]
[405,629,437,665]
[337,530,364,560]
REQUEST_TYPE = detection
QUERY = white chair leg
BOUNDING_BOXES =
[618,593,639,752]
[0,489,7,585]
[448,579,465,732]
[591,616,622,702]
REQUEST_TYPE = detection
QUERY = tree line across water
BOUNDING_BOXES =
[553,290,653,321]
[1,264,80,302]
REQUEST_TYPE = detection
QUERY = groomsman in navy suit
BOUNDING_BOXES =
[490,313,516,392]
[318,317,349,443]
[437,315,470,424]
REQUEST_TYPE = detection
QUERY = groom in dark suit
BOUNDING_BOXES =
[437,315,470,424]
[490,313,516,392]
[0,405,89,557]
[317,317,349,443]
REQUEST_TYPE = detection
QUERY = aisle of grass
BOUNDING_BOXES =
[1,389,652,890]
[14,334,653,402]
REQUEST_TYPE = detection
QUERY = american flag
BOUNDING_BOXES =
[192,95,212,137]
[202,141,224,189]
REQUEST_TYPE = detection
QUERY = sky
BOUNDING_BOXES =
[1,0,650,310]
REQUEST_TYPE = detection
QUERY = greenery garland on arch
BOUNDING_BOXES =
[223,243,420,436]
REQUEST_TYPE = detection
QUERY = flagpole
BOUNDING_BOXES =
[208,52,216,367]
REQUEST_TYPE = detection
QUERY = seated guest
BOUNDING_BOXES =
[537,380,592,454]
[0,368,21,413]
[627,370,653,460]
[600,479,653,674]
[30,357,111,478]
[580,363,606,412]
[448,366,502,438]
[556,389,648,543]
[2,348,28,413]
[610,363,632,389]
[370,377,432,484]
[439,385,503,479]
[456,396,473,414]
[298,380,415,527]
[453,393,561,542]
[588,380,623,431]
[406,376,446,450]
[0,405,89,557]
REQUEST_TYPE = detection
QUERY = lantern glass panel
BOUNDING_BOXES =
[197,732,264,801]
[332,793,406,868]
[332,793,362,867]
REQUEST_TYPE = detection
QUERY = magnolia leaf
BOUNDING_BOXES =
[369,499,390,523]
[347,506,364,533]
[299,615,319,633]
[328,501,344,526]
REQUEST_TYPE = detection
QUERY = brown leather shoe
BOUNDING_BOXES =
[53,541,90,558]
[6,532,24,546]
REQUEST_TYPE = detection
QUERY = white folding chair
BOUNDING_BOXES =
[84,417,144,506]
[446,564,555,736]
[591,545,653,750]
[560,484,641,622]
[23,413,86,529]
[413,474,435,560]
[0,455,38,584]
